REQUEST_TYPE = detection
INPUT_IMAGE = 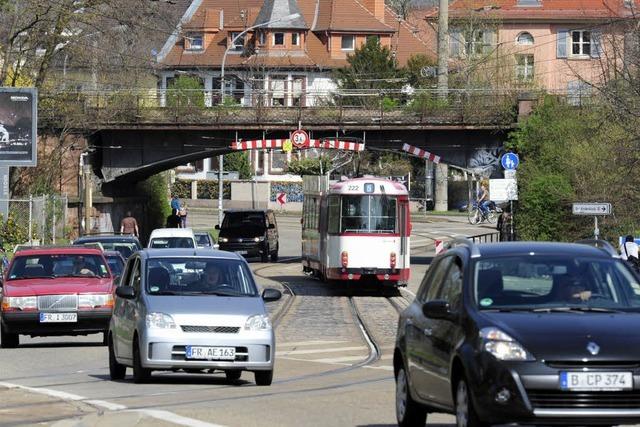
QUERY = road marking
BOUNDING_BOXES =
[276,345,367,356]
[364,365,394,371]
[278,340,348,347]
[312,355,369,363]
[0,381,226,427]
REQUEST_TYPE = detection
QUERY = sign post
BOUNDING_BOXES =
[572,203,612,240]
[500,153,519,241]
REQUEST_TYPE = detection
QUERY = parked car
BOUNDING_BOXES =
[394,240,640,427]
[1,246,115,348]
[108,248,281,384]
[147,228,196,249]
[194,231,216,249]
[103,250,126,281]
[215,210,279,262]
[73,233,142,260]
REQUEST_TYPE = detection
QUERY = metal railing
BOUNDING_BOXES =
[469,231,501,243]
[38,88,521,129]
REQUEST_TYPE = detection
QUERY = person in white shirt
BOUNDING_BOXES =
[620,235,639,261]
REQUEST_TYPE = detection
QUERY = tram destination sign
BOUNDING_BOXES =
[572,203,612,216]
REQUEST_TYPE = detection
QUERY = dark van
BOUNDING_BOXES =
[215,209,279,262]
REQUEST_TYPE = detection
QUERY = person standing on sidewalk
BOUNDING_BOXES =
[170,195,181,215]
[179,202,188,228]
[120,211,139,237]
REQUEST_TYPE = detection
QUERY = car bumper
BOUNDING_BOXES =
[1,310,111,336]
[139,328,275,371]
[218,242,265,257]
[469,354,640,424]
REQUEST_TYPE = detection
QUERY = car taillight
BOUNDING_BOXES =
[390,252,397,269]
[341,251,348,268]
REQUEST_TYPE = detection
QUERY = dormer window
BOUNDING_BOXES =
[292,33,300,46]
[273,32,285,46]
[186,33,203,50]
[230,32,245,51]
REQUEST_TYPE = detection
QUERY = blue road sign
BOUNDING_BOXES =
[501,153,519,170]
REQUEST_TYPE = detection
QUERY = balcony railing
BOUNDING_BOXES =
[38,88,523,129]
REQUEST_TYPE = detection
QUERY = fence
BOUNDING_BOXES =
[0,195,69,247]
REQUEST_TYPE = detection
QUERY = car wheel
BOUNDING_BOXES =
[396,364,427,427]
[0,323,18,348]
[225,370,242,382]
[132,336,151,383]
[270,244,279,262]
[254,370,273,386]
[102,331,108,346]
[108,335,126,380]
[261,244,270,262]
[455,377,487,427]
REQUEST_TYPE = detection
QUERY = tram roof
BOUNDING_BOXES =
[329,177,408,196]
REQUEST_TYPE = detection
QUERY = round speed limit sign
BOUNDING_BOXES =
[291,130,309,149]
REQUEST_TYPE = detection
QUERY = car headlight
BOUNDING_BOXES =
[1,296,37,311]
[245,314,272,331]
[480,327,534,361]
[146,312,177,329]
[253,236,265,242]
[79,293,114,308]
[219,237,229,243]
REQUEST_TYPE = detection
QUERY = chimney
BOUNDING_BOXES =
[361,0,385,22]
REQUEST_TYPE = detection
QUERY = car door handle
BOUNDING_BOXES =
[423,328,433,336]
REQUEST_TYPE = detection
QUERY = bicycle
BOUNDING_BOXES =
[468,200,499,225]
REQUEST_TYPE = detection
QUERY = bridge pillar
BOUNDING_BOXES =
[435,163,448,211]
[191,181,198,200]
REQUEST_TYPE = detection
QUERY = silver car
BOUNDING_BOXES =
[108,249,281,385]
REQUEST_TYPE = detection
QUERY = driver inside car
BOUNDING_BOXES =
[198,263,226,292]
[72,256,95,276]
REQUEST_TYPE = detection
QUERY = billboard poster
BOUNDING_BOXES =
[0,87,37,166]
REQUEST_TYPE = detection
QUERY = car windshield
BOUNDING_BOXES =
[149,237,194,249]
[195,234,211,246]
[106,256,124,276]
[145,258,258,297]
[77,240,138,259]
[222,212,265,229]
[475,256,640,312]
[8,254,110,279]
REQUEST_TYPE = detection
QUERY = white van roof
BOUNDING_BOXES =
[149,228,195,239]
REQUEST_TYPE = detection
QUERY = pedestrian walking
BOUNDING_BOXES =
[170,195,181,216]
[620,235,640,271]
[497,206,513,241]
[120,211,139,237]
[179,203,188,228]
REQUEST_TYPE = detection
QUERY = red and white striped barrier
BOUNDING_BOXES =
[435,239,445,255]
[230,139,365,152]
[402,143,441,163]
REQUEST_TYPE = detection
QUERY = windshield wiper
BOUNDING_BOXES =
[196,291,240,296]
[150,290,180,295]
[532,306,622,313]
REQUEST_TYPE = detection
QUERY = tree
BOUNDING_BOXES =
[166,75,205,108]
[334,37,401,92]
[224,151,252,180]
[403,53,436,88]
[286,157,333,176]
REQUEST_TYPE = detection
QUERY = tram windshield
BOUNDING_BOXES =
[340,195,396,233]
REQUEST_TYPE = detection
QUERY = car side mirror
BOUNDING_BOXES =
[262,288,282,302]
[268,224,275,229]
[115,286,135,299]
[214,225,220,230]
[422,300,455,320]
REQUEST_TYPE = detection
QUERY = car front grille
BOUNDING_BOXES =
[180,325,240,334]
[528,390,640,409]
[38,295,78,311]
[171,345,248,362]
[546,360,640,369]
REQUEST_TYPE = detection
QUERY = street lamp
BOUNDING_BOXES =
[219,12,301,103]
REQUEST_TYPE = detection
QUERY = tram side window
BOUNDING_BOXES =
[328,195,340,234]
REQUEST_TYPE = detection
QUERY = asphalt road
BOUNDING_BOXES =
[0,216,498,426]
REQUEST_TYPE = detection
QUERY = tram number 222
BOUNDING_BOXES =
[348,185,359,191]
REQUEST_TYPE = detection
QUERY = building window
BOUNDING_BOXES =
[516,54,534,81]
[341,35,355,50]
[269,76,286,106]
[273,32,284,46]
[516,32,534,45]
[258,31,266,45]
[292,33,300,46]
[571,30,591,56]
[466,30,492,56]
[186,33,203,50]
[230,32,245,51]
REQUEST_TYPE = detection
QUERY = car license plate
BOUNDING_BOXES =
[560,371,633,391]
[235,251,248,255]
[39,312,78,323]
[185,346,235,360]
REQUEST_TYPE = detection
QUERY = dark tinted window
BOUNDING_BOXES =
[417,256,453,303]
[222,212,266,229]
[106,256,124,276]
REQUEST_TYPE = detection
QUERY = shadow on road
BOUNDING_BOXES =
[91,372,253,386]
[17,341,104,349]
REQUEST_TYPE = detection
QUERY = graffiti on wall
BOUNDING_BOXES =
[468,147,503,178]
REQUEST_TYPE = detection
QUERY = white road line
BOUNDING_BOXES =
[312,355,368,363]
[0,382,226,427]
[276,345,367,356]
[364,365,394,371]
[278,340,348,347]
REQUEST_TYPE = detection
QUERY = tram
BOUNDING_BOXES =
[301,176,411,286]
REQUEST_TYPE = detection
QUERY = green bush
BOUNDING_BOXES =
[138,173,171,232]
[0,213,30,248]
[170,179,231,200]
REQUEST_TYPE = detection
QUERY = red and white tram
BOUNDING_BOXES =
[302,176,411,286]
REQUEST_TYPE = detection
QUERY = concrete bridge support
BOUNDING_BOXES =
[435,163,449,211]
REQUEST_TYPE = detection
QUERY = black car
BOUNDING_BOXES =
[73,234,142,260]
[215,209,279,262]
[394,240,640,427]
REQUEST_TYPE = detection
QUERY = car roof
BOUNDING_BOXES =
[472,241,614,259]
[103,250,124,258]
[140,248,242,260]
[75,235,140,242]
[149,228,195,238]
[193,231,211,236]
[15,246,104,256]
[224,209,270,214]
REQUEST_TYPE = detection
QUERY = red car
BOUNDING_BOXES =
[1,247,115,348]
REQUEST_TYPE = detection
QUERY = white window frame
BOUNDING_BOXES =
[516,32,534,46]
[465,30,487,56]
[571,30,592,57]
[515,54,534,82]
[341,35,355,51]
[186,33,203,51]
[273,32,285,46]
[292,33,300,46]
[258,31,266,45]
[230,32,244,51]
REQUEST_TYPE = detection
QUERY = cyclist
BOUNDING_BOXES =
[477,184,491,218]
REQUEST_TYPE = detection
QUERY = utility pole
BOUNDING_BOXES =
[83,164,92,235]
[218,155,224,226]
[437,0,449,97]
